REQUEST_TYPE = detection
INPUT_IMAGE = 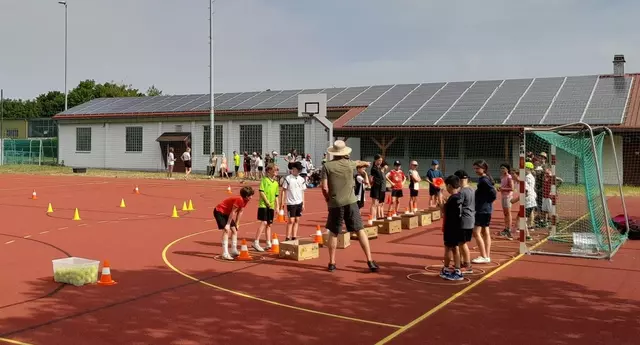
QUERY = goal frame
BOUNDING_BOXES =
[518,122,629,260]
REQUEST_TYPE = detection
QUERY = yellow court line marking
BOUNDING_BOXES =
[162,213,403,329]
[0,338,35,345]
[374,237,550,345]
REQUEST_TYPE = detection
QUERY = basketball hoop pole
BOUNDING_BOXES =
[208,0,215,155]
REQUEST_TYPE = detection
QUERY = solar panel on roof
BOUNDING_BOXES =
[105,97,146,113]
[468,79,533,125]
[540,75,598,125]
[503,77,565,125]
[403,81,473,126]
[154,95,201,112]
[135,95,182,113]
[169,94,207,112]
[233,90,280,109]
[276,89,324,108]
[346,84,419,126]
[582,77,632,125]
[254,89,301,109]
[328,86,368,107]
[217,92,262,110]
[346,85,394,106]
[323,88,347,102]
[435,80,502,126]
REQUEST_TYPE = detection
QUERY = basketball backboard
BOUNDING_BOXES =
[298,93,327,119]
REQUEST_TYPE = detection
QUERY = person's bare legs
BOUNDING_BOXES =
[473,226,488,258]
[482,226,492,258]
[356,229,374,261]
[286,217,294,239]
[453,246,461,269]
[328,232,338,265]
[370,200,379,220]
[265,224,272,247]
[460,242,471,266]
[292,218,300,239]
[254,222,266,245]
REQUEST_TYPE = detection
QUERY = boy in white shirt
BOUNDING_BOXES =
[281,161,306,241]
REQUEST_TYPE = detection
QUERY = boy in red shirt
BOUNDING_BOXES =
[385,161,406,216]
[213,186,255,260]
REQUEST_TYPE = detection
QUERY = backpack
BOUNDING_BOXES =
[612,214,640,240]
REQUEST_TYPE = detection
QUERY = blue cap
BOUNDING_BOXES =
[432,160,439,165]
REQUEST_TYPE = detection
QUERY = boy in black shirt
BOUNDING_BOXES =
[440,175,464,281]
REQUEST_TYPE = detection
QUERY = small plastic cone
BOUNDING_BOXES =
[133,186,140,195]
[182,201,188,211]
[187,199,195,211]
[270,233,280,254]
[120,199,126,208]
[97,260,117,286]
[227,186,232,194]
[72,208,81,221]
[171,206,180,218]
[314,228,324,245]
[236,239,253,261]
[277,208,286,223]
[47,203,53,213]
[31,190,38,200]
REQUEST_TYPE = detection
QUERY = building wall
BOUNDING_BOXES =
[1,119,28,139]
[58,118,327,173]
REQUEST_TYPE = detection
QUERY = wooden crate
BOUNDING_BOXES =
[351,226,379,240]
[279,239,320,261]
[373,219,402,234]
[322,231,351,249]
[416,212,432,226]
[400,214,419,229]
[429,207,442,221]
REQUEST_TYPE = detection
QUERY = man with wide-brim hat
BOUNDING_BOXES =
[321,140,379,272]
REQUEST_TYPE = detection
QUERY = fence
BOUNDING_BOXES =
[0,138,58,165]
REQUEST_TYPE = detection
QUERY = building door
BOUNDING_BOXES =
[157,132,191,173]
[623,135,640,186]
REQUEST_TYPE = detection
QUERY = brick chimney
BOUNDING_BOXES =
[613,54,625,77]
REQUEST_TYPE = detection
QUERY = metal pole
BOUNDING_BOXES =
[1,89,3,138]
[603,127,630,251]
[209,0,215,156]
[58,1,68,110]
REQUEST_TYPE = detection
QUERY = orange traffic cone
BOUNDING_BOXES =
[270,233,280,254]
[97,260,117,286]
[31,190,38,200]
[277,207,286,223]
[314,226,324,245]
[367,214,374,226]
[133,186,140,195]
[226,186,232,194]
[235,239,253,261]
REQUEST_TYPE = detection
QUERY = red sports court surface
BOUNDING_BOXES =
[0,174,639,345]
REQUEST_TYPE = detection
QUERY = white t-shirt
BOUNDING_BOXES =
[301,160,310,174]
[181,152,191,161]
[525,173,537,208]
[257,158,264,168]
[168,152,175,166]
[282,174,306,205]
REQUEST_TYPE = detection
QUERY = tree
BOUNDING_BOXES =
[35,91,65,117]
[146,85,163,96]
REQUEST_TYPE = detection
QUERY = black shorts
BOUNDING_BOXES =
[235,165,239,173]
[429,186,441,196]
[475,213,492,227]
[462,228,473,243]
[410,189,419,197]
[214,209,236,230]
[370,187,385,202]
[444,229,465,248]
[184,160,192,168]
[325,203,364,235]
[257,207,275,224]
[391,189,403,198]
[525,207,535,217]
[258,166,264,172]
[300,173,307,178]
[287,203,303,218]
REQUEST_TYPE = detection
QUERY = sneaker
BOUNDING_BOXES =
[367,261,379,272]
[265,245,272,251]
[252,242,265,252]
[439,267,450,279]
[221,253,234,261]
[445,269,464,281]
[526,236,533,241]
[230,248,240,257]
[500,229,513,240]
[285,237,291,241]
[460,263,473,274]
[328,263,336,272]
[472,256,491,264]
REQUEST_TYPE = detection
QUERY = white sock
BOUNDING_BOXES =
[231,235,238,250]
[222,239,229,255]
[267,240,272,247]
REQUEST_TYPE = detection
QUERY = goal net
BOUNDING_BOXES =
[0,138,58,166]
[521,127,628,259]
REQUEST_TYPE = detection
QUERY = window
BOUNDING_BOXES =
[239,125,262,154]
[175,125,183,132]
[5,129,19,138]
[280,124,305,155]
[76,127,91,152]
[28,118,58,138]
[203,125,223,154]
[125,126,143,152]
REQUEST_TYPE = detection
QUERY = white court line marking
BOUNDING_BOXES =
[57,227,68,230]
[156,213,165,216]
[111,221,120,223]
[138,215,146,218]
[120,217,129,220]
[5,240,15,244]
[205,219,214,222]
[97,220,109,224]
[23,235,31,239]
[39,231,49,234]
[78,224,88,227]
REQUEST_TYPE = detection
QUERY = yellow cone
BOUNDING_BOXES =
[181,201,188,211]
[171,205,179,218]
[47,203,54,213]
[72,208,81,221]
[120,198,126,208]
[187,199,195,211]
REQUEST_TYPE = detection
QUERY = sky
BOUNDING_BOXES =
[1,0,639,100]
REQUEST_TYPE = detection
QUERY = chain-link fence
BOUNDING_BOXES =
[0,138,58,165]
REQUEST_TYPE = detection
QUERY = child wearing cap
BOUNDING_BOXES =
[281,161,306,241]
[439,175,464,281]
[454,170,475,274]
[426,160,444,207]
[408,161,421,212]
[385,161,406,216]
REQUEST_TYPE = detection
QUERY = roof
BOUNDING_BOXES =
[53,73,639,129]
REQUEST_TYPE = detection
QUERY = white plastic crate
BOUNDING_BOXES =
[52,257,100,286]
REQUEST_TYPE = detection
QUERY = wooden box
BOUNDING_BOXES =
[351,226,379,240]
[373,219,402,234]
[416,212,432,227]
[400,214,419,229]
[429,207,442,221]
[279,239,320,261]
[322,231,351,249]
